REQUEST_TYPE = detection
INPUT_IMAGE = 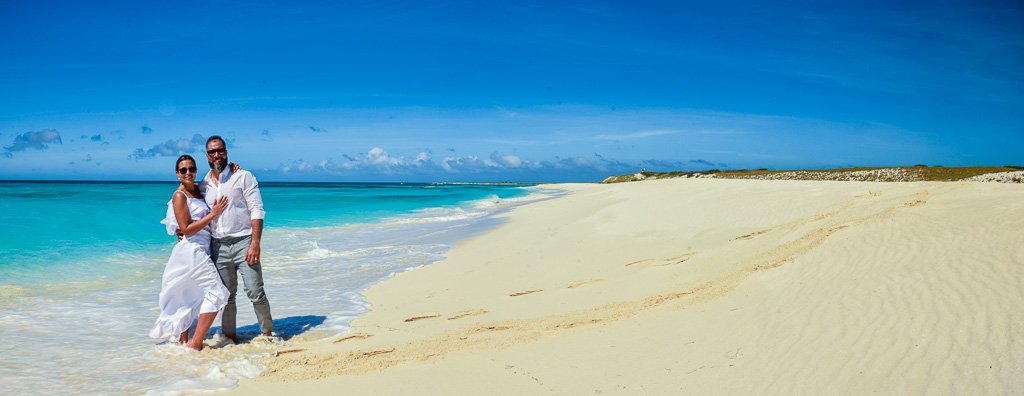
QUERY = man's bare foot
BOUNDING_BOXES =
[179,332,188,344]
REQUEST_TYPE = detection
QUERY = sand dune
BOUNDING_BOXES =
[222,179,1024,395]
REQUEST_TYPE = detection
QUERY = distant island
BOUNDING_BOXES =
[602,165,1024,184]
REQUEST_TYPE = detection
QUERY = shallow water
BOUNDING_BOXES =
[0,181,558,394]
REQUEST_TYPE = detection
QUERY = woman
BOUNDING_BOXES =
[149,154,230,350]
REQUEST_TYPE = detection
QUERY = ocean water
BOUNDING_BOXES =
[0,181,558,395]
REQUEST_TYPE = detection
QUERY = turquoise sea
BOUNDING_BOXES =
[0,181,556,394]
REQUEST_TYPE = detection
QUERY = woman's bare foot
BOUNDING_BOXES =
[187,312,217,351]
[186,337,204,351]
[179,331,188,344]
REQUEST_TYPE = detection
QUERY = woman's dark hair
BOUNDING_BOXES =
[175,154,196,170]
[174,154,202,198]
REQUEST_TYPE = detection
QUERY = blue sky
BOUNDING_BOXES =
[1,1,1021,182]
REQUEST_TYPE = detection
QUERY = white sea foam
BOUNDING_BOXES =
[0,186,559,395]
[383,190,562,226]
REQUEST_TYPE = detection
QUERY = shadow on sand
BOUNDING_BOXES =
[209,315,326,342]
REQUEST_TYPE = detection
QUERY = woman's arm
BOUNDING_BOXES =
[173,193,229,237]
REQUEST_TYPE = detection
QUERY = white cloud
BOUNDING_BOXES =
[366,147,400,166]
[130,134,206,159]
[488,152,525,168]
[4,129,63,157]
[440,155,484,173]
[281,159,315,172]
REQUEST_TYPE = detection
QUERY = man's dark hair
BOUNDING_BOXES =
[206,135,226,147]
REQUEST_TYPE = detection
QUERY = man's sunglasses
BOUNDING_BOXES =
[178,166,198,174]
[207,148,227,155]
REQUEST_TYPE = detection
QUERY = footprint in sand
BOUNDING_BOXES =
[509,289,542,297]
[904,199,926,207]
[333,333,374,344]
[461,325,513,340]
[660,252,697,265]
[566,279,602,289]
[403,313,440,322]
[811,212,836,221]
[626,253,695,268]
[477,325,512,332]
[554,318,603,330]
[733,230,769,241]
[275,348,306,357]
[448,309,488,320]
[624,258,655,267]
[359,347,395,358]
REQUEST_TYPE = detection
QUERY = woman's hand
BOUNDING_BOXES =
[230,162,242,172]
[209,196,229,217]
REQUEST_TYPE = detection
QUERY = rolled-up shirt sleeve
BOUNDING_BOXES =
[243,172,266,220]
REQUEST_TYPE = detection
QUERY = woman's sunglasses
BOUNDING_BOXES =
[177,166,198,174]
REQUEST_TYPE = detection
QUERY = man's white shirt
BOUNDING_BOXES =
[200,168,265,239]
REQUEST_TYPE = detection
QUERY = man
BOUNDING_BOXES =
[200,135,274,341]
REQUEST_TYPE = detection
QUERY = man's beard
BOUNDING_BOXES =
[209,158,227,172]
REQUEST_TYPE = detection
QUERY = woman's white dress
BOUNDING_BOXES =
[149,192,230,340]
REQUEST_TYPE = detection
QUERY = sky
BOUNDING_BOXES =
[1,1,1022,182]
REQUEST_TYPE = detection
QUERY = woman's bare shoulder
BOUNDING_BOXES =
[171,188,189,202]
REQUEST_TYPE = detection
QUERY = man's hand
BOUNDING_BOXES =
[246,241,261,265]
[248,219,263,266]
[176,230,184,242]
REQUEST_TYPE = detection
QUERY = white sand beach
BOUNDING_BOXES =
[221,178,1024,395]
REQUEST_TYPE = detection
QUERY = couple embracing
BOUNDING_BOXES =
[148,136,274,350]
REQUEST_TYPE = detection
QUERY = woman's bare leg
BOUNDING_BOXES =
[186,312,217,351]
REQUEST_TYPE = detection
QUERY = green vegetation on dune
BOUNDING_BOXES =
[720,166,1015,181]
[601,166,1023,183]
